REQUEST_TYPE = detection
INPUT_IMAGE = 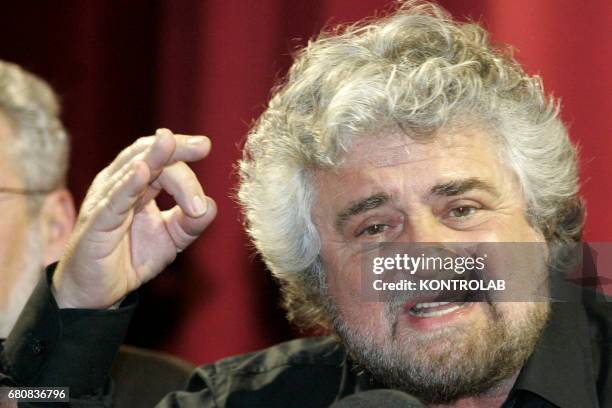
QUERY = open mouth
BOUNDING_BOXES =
[406,290,483,318]
[409,301,467,317]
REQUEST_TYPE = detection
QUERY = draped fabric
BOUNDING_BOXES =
[0,0,609,364]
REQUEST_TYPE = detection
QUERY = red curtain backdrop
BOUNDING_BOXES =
[0,0,609,365]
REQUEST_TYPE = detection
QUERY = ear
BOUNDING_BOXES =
[38,188,76,266]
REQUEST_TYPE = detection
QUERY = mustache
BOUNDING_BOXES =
[383,267,495,317]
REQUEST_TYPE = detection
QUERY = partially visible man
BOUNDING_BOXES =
[0,61,199,407]
[0,60,75,338]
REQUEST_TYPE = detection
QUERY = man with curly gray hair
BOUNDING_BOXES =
[233,1,598,406]
[1,2,608,407]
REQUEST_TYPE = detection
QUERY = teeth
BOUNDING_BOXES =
[409,302,465,318]
[413,302,451,310]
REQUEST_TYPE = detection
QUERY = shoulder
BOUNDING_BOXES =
[581,292,612,344]
[208,335,345,375]
[180,336,348,407]
[578,296,612,405]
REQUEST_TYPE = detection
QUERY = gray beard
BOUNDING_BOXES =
[332,301,550,405]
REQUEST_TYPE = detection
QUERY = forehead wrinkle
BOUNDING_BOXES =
[341,137,481,171]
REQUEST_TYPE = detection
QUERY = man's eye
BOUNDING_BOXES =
[449,206,476,218]
[358,224,389,236]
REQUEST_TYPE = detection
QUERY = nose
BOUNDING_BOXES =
[403,213,451,244]
[386,214,453,281]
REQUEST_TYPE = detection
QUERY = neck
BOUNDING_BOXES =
[428,372,518,408]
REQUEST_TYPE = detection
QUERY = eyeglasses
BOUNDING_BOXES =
[0,187,55,196]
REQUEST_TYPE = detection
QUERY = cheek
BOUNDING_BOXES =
[0,206,32,300]
[326,265,360,306]
[471,214,545,243]
[321,240,361,293]
[502,214,544,241]
[493,301,542,325]
[326,269,390,339]
[0,206,30,260]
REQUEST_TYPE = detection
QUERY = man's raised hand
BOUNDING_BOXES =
[52,129,217,309]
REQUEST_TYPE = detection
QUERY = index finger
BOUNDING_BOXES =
[104,129,211,178]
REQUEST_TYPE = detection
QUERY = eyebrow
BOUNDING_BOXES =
[335,192,390,231]
[332,178,496,232]
[430,177,497,197]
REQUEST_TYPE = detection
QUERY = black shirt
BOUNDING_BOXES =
[0,267,136,407]
[154,301,610,407]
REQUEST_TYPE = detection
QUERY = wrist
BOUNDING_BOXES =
[51,263,98,309]
[51,268,80,309]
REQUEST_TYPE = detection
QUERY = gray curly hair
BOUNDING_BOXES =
[238,1,583,329]
[0,60,69,209]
